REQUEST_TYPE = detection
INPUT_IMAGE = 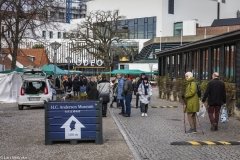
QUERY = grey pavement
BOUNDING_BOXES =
[1,87,240,160]
[0,103,133,160]
[110,87,240,160]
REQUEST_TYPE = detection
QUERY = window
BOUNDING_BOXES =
[63,32,67,39]
[168,0,174,14]
[59,12,64,19]
[173,22,183,36]
[42,31,46,38]
[49,31,53,39]
[58,32,61,39]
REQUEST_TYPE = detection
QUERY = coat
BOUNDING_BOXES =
[202,78,226,106]
[117,78,125,99]
[184,77,200,113]
[138,82,152,104]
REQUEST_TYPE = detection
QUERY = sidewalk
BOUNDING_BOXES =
[109,87,240,160]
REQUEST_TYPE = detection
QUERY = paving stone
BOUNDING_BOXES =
[110,87,240,160]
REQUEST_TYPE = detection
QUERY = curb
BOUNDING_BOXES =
[151,106,178,108]
[170,141,240,145]
[108,108,142,160]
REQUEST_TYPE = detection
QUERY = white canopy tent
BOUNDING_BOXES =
[0,72,22,103]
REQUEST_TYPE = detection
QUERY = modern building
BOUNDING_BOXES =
[88,0,240,37]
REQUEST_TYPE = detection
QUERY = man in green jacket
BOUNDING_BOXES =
[183,72,200,133]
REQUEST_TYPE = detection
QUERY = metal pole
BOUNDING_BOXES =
[68,61,70,75]
[54,50,57,86]
[159,31,162,51]
[217,0,220,19]
[180,29,183,46]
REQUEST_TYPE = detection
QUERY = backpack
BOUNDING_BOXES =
[196,83,201,98]
[191,82,201,98]
[80,85,87,93]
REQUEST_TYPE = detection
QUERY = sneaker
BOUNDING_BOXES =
[144,113,148,117]
[186,129,197,134]
[141,113,144,117]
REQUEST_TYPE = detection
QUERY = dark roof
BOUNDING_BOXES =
[211,18,240,27]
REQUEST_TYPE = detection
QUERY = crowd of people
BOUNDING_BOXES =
[49,70,227,134]
[49,73,153,118]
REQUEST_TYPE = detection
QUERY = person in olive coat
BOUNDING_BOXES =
[183,72,200,133]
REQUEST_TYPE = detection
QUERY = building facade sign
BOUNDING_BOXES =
[75,59,104,67]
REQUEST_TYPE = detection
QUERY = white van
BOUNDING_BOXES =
[17,70,55,110]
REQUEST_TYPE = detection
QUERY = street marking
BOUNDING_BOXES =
[151,106,178,108]
[217,141,231,145]
[187,141,201,145]
[171,141,240,145]
[202,141,216,145]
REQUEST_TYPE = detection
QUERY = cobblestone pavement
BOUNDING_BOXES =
[110,87,240,160]
[0,103,133,160]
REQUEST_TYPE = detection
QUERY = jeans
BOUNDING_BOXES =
[125,94,132,116]
[118,99,125,114]
[102,102,108,116]
[136,93,140,107]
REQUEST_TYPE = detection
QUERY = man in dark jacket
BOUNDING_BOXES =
[202,72,226,131]
[123,75,133,117]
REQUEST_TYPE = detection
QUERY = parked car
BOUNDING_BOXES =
[17,70,55,110]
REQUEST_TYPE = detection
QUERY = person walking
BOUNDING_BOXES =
[202,72,226,131]
[123,75,133,117]
[86,76,98,100]
[138,77,152,117]
[116,74,125,115]
[135,73,146,108]
[72,75,80,97]
[97,74,110,117]
[110,79,119,108]
[182,72,200,133]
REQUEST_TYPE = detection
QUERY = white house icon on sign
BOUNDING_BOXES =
[61,115,85,139]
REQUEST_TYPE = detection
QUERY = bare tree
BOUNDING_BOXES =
[71,10,133,71]
[0,0,58,69]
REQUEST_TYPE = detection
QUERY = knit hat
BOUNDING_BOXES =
[143,77,148,81]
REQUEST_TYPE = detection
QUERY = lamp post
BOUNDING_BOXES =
[65,56,72,75]
[50,41,61,86]
[149,63,153,80]
[159,31,162,51]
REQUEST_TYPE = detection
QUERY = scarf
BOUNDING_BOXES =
[143,82,149,95]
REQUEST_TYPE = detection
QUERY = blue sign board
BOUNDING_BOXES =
[45,101,103,145]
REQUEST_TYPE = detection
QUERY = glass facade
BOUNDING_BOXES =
[118,16,156,39]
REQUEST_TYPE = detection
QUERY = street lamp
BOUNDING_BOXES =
[0,52,7,71]
[65,56,72,75]
[159,31,162,51]
[149,63,153,80]
[50,41,61,86]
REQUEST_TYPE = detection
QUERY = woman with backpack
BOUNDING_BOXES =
[97,74,110,117]
[182,72,200,134]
